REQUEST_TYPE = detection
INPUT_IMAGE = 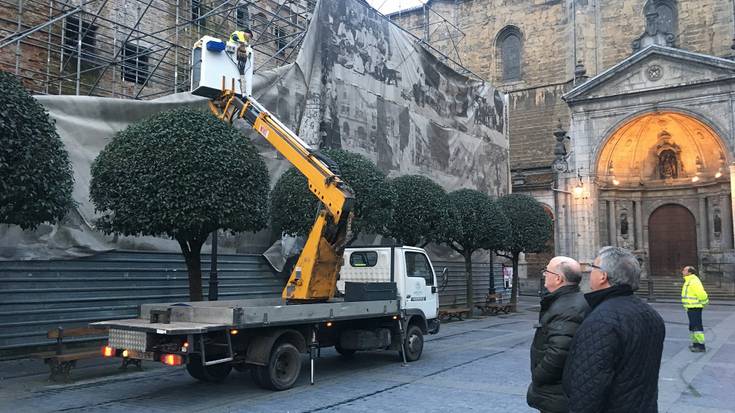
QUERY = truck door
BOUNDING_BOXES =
[403,250,439,319]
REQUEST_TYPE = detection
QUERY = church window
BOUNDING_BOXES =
[647,0,677,35]
[497,26,522,82]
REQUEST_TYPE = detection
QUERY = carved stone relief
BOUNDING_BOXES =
[655,130,683,181]
[646,64,663,81]
[620,211,630,239]
[617,204,635,250]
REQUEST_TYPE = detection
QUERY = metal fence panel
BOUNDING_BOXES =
[0,251,286,352]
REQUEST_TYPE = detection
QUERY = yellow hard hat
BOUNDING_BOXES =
[230,30,251,43]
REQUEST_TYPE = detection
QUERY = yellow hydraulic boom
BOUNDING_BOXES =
[208,90,354,302]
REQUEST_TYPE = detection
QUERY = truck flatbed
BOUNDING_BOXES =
[92,298,400,334]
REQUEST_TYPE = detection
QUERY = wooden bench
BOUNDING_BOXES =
[438,307,472,321]
[475,293,513,316]
[31,326,131,381]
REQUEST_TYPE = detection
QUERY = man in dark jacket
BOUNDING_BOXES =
[527,256,589,413]
[563,246,665,413]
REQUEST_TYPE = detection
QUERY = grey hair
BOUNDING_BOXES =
[597,246,641,291]
[559,261,582,284]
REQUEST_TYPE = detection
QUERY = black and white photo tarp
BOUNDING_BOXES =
[0,0,508,260]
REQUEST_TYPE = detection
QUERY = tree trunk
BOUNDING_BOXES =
[178,237,205,301]
[510,251,520,311]
[489,253,495,294]
[464,250,474,318]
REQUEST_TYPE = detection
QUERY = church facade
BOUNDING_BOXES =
[390,0,735,282]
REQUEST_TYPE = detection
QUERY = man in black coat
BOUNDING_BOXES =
[563,246,666,413]
[527,256,589,413]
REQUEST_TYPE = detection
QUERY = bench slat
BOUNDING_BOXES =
[49,350,101,362]
[30,351,57,359]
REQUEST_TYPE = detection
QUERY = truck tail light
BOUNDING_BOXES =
[161,354,183,366]
[102,346,115,357]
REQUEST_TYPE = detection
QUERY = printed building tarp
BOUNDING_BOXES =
[0,0,508,260]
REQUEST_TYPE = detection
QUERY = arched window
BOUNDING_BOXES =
[646,0,677,35]
[497,26,522,82]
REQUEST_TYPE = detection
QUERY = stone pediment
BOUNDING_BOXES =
[564,45,735,103]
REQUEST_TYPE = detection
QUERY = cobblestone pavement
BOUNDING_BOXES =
[0,297,733,413]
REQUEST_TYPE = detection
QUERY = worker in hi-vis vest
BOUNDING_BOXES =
[681,266,709,352]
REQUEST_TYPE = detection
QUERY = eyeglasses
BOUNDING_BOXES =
[588,263,603,271]
[542,268,563,278]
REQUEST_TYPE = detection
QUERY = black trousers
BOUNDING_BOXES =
[687,308,703,331]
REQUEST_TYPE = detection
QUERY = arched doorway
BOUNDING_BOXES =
[594,111,732,282]
[648,204,697,277]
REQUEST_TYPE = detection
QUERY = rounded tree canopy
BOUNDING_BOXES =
[387,175,447,246]
[441,188,509,254]
[497,193,552,254]
[90,108,269,240]
[270,148,395,238]
[0,71,73,229]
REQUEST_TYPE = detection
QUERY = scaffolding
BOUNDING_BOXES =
[383,2,481,80]
[0,0,316,99]
[0,0,483,100]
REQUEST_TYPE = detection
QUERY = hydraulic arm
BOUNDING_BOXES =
[192,33,354,302]
[208,91,354,303]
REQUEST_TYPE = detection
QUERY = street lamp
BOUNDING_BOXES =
[607,160,620,186]
[573,181,585,198]
[572,171,588,199]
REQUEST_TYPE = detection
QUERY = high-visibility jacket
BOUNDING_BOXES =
[681,274,709,309]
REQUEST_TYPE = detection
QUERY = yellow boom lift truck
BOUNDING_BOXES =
[92,32,443,390]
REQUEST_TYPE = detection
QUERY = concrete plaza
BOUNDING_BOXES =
[0,297,733,412]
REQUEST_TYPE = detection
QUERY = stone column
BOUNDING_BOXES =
[635,200,644,250]
[698,196,707,252]
[722,192,733,249]
[607,200,617,246]
[730,163,735,248]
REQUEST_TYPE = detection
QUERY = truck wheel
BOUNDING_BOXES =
[400,325,424,362]
[186,354,232,382]
[335,343,356,357]
[253,342,302,391]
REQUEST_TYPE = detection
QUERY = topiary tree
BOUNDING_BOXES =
[270,148,395,241]
[0,71,74,228]
[496,193,553,310]
[90,108,269,301]
[439,189,510,315]
[387,175,447,246]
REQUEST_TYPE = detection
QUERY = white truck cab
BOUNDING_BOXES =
[339,246,439,322]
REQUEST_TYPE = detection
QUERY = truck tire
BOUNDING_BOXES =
[400,325,424,362]
[186,354,232,382]
[253,342,301,391]
[334,343,356,357]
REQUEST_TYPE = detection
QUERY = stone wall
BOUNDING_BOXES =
[391,0,735,172]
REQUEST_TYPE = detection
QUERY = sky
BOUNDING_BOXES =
[365,0,428,15]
